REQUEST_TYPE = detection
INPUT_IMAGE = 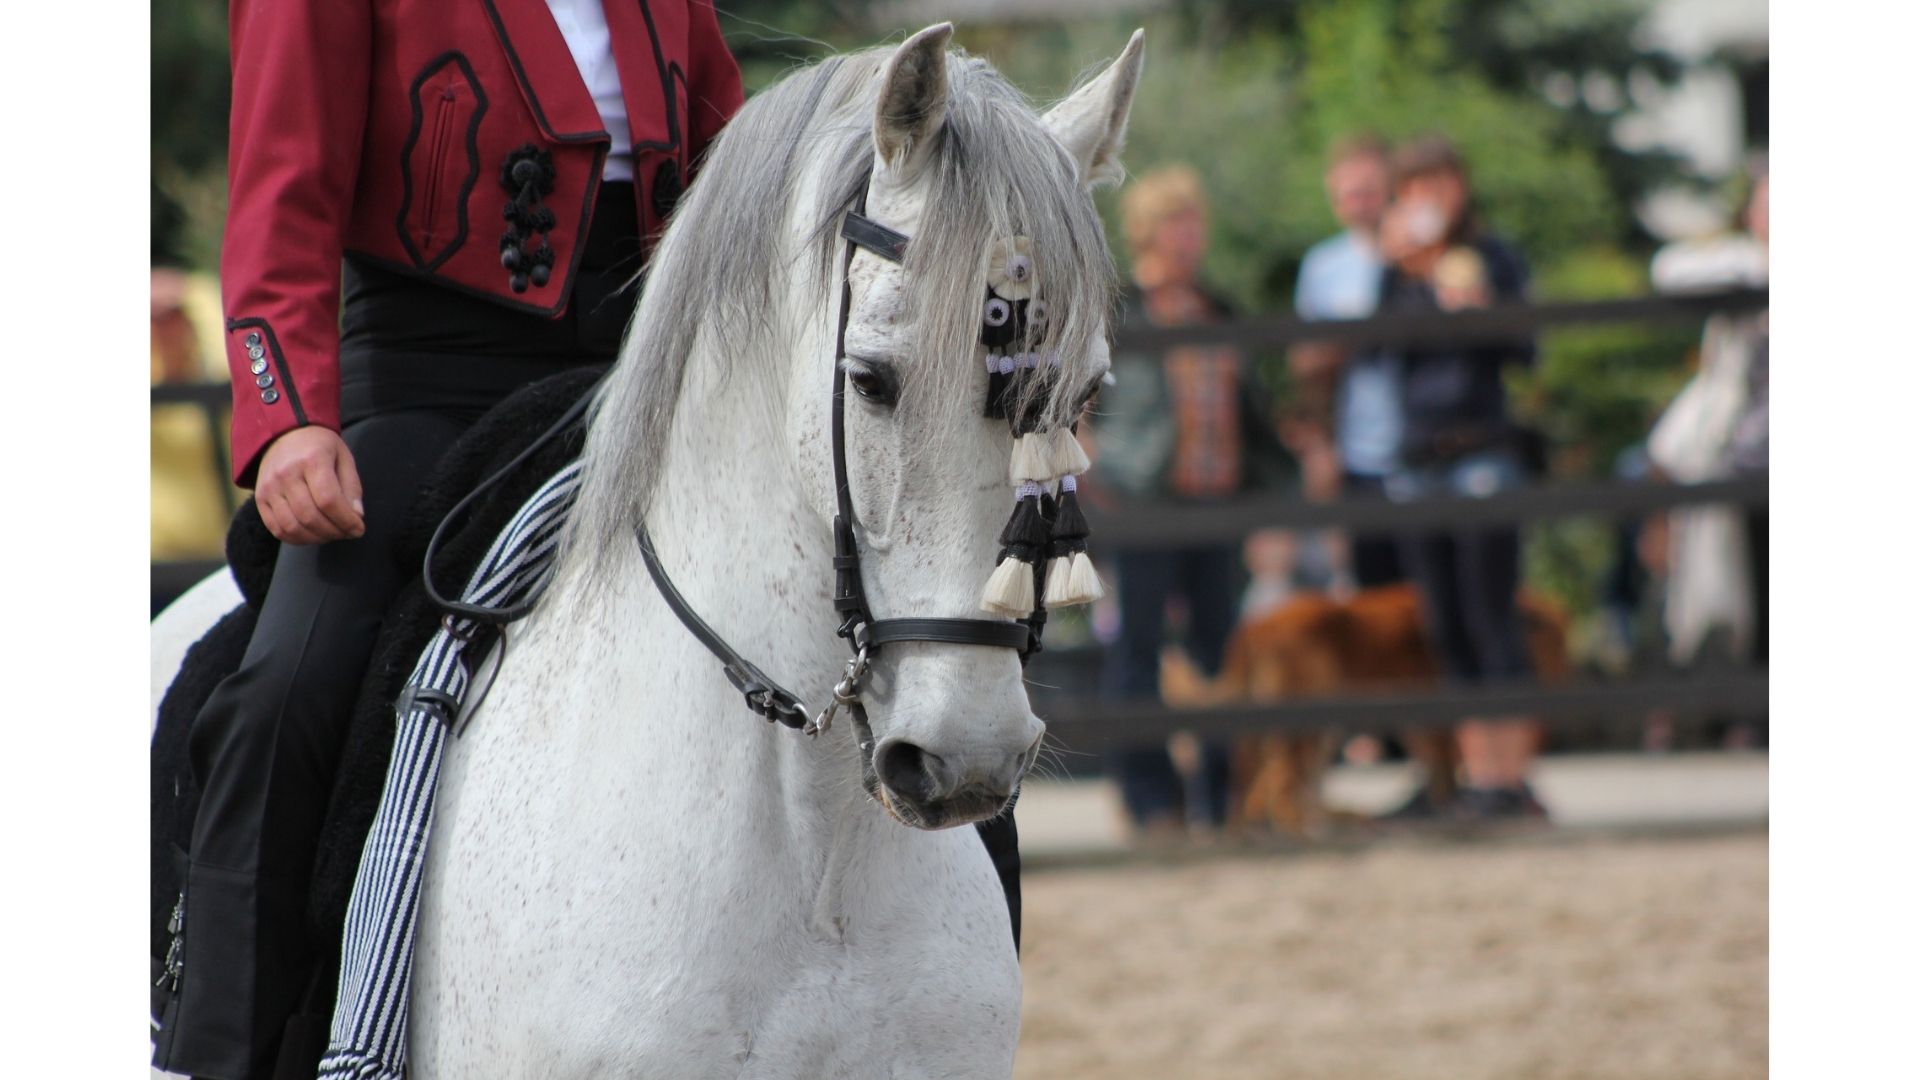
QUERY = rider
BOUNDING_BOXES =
[153,3,744,1077]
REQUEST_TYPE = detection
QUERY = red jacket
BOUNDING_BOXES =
[220,0,744,485]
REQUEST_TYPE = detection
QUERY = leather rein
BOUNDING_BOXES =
[637,191,1043,737]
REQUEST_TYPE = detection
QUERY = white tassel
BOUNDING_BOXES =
[1045,427,1090,477]
[1009,432,1053,484]
[1043,556,1075,606]
[981,557,1036,617]
[1055,551,1105,606]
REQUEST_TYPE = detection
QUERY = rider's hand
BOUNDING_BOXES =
[255,427,366,545]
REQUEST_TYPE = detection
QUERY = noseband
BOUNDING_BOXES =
[637,191,1044,737]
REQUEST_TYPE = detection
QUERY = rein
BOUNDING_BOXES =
[639,189,1043,737]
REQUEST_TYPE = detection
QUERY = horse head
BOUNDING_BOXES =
[572,24,1145,832]
[819,26,1144,829]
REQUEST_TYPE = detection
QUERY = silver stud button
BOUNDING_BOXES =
[244,332,261,349]
[248,345,266,361]
[256,373,275,389]
[250,358,268,376]
[261,388,281,405]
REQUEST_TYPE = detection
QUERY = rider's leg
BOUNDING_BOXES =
[156,410,465,1080]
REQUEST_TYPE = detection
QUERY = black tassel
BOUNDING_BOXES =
[998,488,1051,551]
[985,355,1010,419]
[1043,475,1104,607]
[1048,481,1089,557]
[983,488,1048,618]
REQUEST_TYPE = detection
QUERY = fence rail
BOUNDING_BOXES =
[152,286,1769,744]
[1032,671,1767,750]
[1112,285,1766,352]
[1090,473,1766,547]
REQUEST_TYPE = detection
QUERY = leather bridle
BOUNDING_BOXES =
[637,189,1045,737]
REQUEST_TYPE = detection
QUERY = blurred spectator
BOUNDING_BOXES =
[1239,528,1342,619]
[1376,135,1545,821]
[1290,133,1404,589]
[1595,442,1662,673]
[1091,165,1289,839]
[1648,158,1768,668]
[152,266,236,560]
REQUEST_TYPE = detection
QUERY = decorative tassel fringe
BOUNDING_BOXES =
[998,493,1048,550]
[1051,550,1105,606]
[982,483,1049,617]
[1009,432,1053,485]
[973,238,1104,615]
[1051,476,1088,536]
[1071,550,1105,600]
[1040,475,1103,607]
[1043,555,1073,605]
[985,356,1010,419]
[1045,426,1090,477]
[982,555,1037,617]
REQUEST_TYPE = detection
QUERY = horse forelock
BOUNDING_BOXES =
[567,43,1119,570]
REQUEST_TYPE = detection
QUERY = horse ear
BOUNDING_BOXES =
[1041,29,1146,189]
[873,23,954,177]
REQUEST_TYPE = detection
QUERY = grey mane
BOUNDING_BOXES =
[566,44,1118,567]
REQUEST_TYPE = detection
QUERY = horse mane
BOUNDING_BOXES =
[566,44,1118,568]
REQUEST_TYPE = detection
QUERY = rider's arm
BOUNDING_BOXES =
[219,0,373,488]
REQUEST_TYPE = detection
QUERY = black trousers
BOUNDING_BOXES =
[157,187,642,1080]
[156,411,470,1079]
[1342,471,1406,589]
[1101,544,1239,827]
[1401,525,1532,684]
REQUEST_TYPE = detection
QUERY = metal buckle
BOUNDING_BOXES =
[806,644,870,738]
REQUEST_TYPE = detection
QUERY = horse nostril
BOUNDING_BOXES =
[873,740,945,805]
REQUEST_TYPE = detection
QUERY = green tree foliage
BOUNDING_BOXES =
[152,0,230,267]
[995,1,1626,314]
[1171,0,1689,247]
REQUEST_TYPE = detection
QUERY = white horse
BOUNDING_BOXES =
[154,24,1143,1078]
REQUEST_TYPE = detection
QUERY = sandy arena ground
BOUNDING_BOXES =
[1014,831,1766,1080]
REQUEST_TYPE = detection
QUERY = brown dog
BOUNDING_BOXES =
[1162,583,1569,836]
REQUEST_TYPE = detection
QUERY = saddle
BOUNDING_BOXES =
[149,367,602,993]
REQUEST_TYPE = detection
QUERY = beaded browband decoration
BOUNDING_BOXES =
[977,235,1103,618]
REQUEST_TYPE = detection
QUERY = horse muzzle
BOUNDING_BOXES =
[867,731,1041,830]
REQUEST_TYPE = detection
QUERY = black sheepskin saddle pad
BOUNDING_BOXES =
[150,367,601,979]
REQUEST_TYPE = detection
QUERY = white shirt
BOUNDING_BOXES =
[545,0,633,181]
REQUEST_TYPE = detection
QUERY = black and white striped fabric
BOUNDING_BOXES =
[318,460,582,1080]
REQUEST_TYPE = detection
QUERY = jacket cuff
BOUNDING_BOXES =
[223,317,337,487]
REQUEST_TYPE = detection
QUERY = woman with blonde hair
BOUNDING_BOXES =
[1093,165,1288,836]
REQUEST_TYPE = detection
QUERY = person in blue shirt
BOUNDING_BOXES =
[1291,134,1406,587]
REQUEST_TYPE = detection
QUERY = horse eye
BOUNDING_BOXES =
[848,366,896,405]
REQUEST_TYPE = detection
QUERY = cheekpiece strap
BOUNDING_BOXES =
[841,212,910,264]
